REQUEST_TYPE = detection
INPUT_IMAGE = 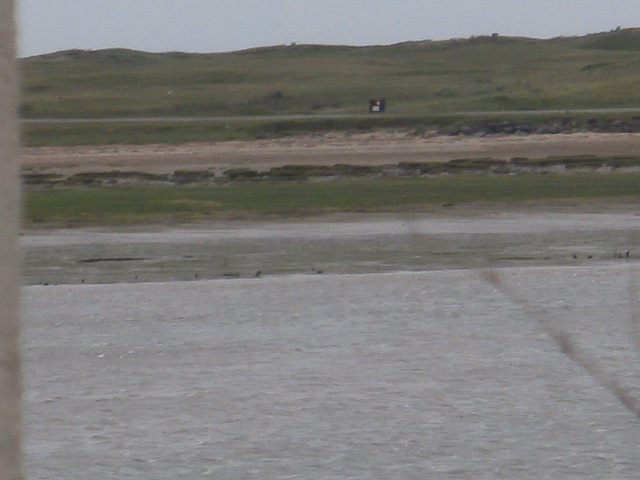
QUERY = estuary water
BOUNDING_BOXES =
[21,264,640,479]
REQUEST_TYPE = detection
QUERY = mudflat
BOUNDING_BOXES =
[21,210,640,285]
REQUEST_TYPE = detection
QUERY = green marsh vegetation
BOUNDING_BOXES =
[22,111,640,147]
[20,154,640,186]
[24,172,640,227]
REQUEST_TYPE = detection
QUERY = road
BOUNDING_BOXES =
[19,107,640,124]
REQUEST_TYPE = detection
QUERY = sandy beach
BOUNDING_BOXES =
[22,131,640,175]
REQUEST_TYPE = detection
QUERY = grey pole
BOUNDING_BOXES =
[0,0,24,479]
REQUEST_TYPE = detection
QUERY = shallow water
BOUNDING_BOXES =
[21,265,640,479]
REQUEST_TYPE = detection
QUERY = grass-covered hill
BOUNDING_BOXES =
[19,28,640,119]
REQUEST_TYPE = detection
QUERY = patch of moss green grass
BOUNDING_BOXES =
[22,121,255,147]
[21,115,471,146]
[24,172,640,227]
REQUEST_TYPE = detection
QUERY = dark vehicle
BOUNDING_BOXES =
[368,98,386,113]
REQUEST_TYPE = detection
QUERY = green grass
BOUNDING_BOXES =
[22,112,640,147]
[22,116,432,146]
[23,121,256,146]
[19,29,640,122]
[23,173,640,227]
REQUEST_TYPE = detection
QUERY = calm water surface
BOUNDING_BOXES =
[21,265,640,479]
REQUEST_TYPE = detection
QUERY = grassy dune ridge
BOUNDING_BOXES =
[20,29,640,120]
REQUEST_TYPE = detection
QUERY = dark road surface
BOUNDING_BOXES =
[21,107,640,124]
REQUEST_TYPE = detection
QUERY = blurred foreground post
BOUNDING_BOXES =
[0,0,24,479]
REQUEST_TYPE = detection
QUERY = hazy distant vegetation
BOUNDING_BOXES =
[19,28,640,119]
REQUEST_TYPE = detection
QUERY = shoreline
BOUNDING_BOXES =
[21,209,640,286]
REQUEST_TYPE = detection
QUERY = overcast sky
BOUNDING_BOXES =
[17,0,640,57]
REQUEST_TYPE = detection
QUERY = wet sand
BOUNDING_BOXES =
[21,210,640,285]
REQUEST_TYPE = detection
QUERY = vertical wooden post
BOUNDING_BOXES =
[0,0,24,479]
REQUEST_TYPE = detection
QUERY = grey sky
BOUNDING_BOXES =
[17,0,640,57]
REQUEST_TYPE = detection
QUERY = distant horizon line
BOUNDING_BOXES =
[20,26,639,59]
